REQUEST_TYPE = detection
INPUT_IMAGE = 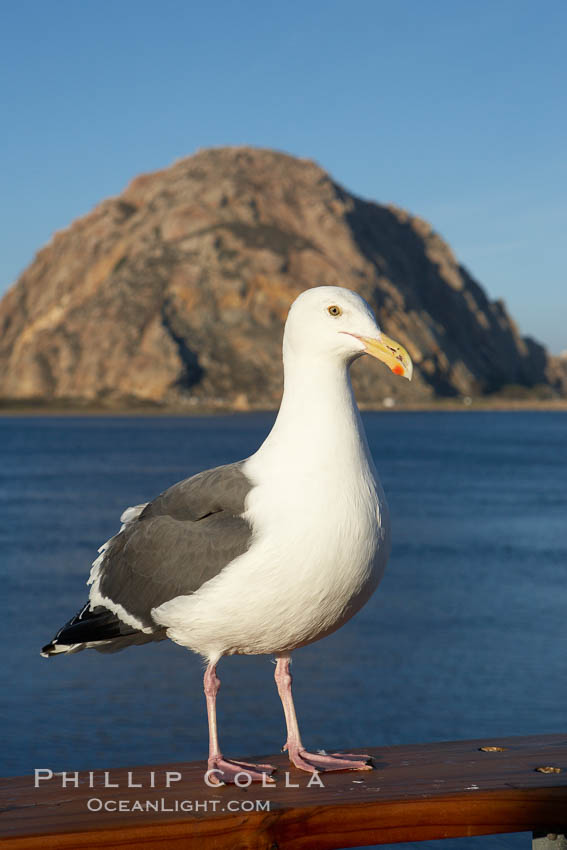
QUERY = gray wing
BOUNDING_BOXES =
[95,462,254,631]
[41,462,254,657]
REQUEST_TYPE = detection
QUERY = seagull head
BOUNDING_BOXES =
[284,286,413,380]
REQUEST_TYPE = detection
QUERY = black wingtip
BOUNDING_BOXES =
[40,601,141,658]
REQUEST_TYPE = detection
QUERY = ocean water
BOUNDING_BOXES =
[1,411,566,850]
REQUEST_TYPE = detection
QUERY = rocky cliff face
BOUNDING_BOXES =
[0,147,562,408]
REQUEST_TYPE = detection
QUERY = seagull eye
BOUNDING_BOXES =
[327,305,342,317]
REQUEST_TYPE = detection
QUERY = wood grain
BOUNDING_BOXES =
[1,734,567,849]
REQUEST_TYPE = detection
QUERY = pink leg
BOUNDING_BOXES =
[274,655,373,773]
[204,663,276,785]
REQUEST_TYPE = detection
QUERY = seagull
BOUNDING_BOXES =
[41,286,412,785]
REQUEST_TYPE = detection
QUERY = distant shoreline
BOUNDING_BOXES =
[1,399,566,417]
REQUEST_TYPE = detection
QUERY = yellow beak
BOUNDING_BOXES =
[359,333,413,380]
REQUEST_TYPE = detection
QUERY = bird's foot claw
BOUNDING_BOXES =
[207,756,276,785]
[290,749,373,773]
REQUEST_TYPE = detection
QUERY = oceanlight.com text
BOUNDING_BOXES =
[86,798,271,813]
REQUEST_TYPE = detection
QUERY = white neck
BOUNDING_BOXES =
[251,350,374,480]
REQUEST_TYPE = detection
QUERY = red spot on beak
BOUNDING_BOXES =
[393,364,404,376]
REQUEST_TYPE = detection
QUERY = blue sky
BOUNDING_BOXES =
[2,0,565,351]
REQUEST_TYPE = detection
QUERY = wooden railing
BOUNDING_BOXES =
[1,734,566,849]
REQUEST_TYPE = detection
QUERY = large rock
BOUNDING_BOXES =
[0,147,562,407]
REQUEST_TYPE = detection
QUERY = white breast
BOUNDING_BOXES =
[155,434,390,661]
